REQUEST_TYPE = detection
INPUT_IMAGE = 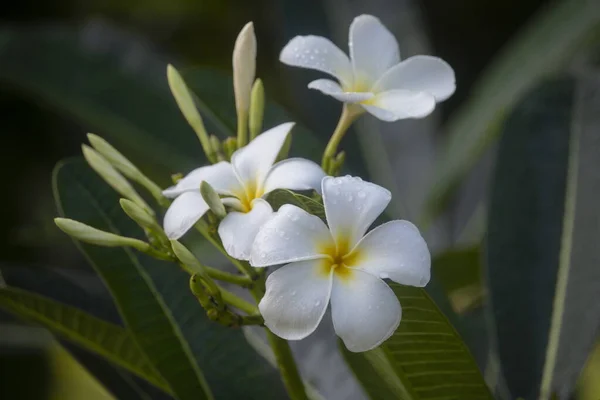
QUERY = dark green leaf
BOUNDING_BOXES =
[54,158,288,400]
[342,285,492,400]
[432,248,484,314]
[424,0,600,223]
[486,77,600,399]
[0,286,169,394]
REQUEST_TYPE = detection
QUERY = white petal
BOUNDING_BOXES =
[349,15,400,88]
[259,260,332,340]
[280,35,354,88]
[322,176,391,250]
[218,198,273,261]
[263,158,326,195]
[232,122,294,191]
[331,269,401,352]
[308,79,373,103]
[361,90,436,122]
[373,55,456,101]
[162,161,242,198]
[250,204,333,267]
[163,192,209,239]
[351,220,430,286]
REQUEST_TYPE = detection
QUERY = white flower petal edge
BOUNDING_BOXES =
[250,205,333,267]
[322,175,391,249]
[162,161,241,198]
[280,36,353,88]
[163,192,210,239]
[218,199,274,261]
[351,220,431,287]
[263,158,327,194]
[232,122,294,189]
[349,15,399,87]
[259,260,333,340]
[361,90,436,121]
[331,269,401,352]
[374,55,456,101]
[308,79,373,103]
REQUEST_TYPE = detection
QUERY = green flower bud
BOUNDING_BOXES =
[82,145,153,215]
[87,134,164,202]
[200,181,226,219]
[167,64,214,163]
[54,218,149,251]
[171,240,205,275]
[249,79,264,140]
[119,199,162,233]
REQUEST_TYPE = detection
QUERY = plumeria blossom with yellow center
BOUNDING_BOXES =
[162,122,325,260]
[280,14,455,122]
[250,175,431,352]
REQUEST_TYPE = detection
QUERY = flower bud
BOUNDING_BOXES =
[167,64,215,163]
[87,134,164,202]
[171,240,205,275]
[55,218,150,251]
[233,22,257,146]
[119,198,161,233]
[200,181,226,219]
[82,145,153,215]
[209,135,225,162]
[249,79,264,140]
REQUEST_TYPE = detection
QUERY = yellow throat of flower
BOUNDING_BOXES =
[318,236,362,282]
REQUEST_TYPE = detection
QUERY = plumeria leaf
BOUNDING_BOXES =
[342,284,492,400]
[265,189,326,222]
[486,77,600,399]
[0,25,325,181]
[0,285,171,394]
[424,0,600,223]
[54,158,288,400]
[432,247,484,314]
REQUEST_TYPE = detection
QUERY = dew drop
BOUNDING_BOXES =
[347,194,354,202]
[368,305,372,310]
[315,300,321,307]
[357,190,366,199]
[291,290,297,296]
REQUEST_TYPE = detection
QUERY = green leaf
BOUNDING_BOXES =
[432,248,484,314]
[0,286,170,394]
[342,285,492,400]
[486,77,600,399]
[54,159,212,400]
[424,0,600,222]
[265,189,326,221]
[54,158,288,400]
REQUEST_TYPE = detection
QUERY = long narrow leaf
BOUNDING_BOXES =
[0,286,170,394]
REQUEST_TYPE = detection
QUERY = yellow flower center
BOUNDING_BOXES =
[318,236,362,282]
[234,181,265,213]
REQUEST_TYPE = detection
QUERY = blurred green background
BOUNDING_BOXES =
[3,0,600,399]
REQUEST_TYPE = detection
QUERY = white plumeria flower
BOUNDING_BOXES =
[280,15,455,122]
[250,175,431,352]
[162,122,325,260]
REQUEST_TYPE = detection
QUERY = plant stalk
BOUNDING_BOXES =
[321,103,362,173]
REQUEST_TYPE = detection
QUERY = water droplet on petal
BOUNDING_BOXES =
[291,290,297,296]
[357,190,366,199]
[315,300,321,307]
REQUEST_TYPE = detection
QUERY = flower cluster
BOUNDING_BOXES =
[56,14,453,353]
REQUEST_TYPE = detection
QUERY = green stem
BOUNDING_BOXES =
[321,104,362,172]
[249,286,307,400]
[220,289,258,315]
[266,331,308,400]
[205,267,253,287]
